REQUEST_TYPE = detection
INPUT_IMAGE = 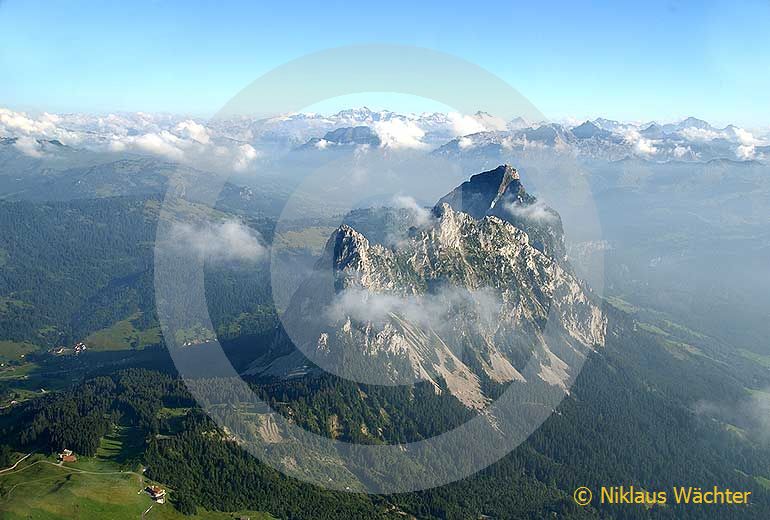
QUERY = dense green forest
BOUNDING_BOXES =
[3,305,770,519]
[2,195,770,519]
[0,197,277,348]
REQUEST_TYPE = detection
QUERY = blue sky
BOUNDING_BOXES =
[1,0,769,126]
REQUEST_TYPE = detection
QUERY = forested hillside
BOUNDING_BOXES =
[1,172,769,519]
[0,196,276,349]
[3,304,769,519]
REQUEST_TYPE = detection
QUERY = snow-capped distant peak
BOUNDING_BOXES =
[1,106,765,164]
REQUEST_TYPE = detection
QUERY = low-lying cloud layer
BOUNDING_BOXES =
[0,108,261,171]
[170,218,266,262]
[327,285,502,336]
[373,119,428,149]
[391,194,432,226]
[504,199,559,224]
[2,106,768,164]
[622,128,658,156]
[696,387,770,444]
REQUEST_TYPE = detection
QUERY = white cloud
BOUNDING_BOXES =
[5,106,769,168]
[696,387,770,445]
[373,119,427,149]
[622,128,658,156]
[233,143,260,171]
[672,145,692,158]
[106,127,259,171]
[171,218,266,262]
[680,125,762,147]
[504,200,558,224]
[730,127,760,146]
[0,107,261,171]
[748,389,770,443]
[0,108,58,135]
[174,120,210,144]
[391,195,431,226]
[635,139,657,155]
[132,131,186,161]
[447,112,486,136]
[447,112,507,137]
[457,136,474,150]
[475,112,508,131]
[13,136,44,158]
[679,127,721,142]
[736,144,756,160]
[0,108,82,150]
[327,286,501,333]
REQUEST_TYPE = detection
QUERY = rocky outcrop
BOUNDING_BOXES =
[247,165,606,409]
[435,164,566,261]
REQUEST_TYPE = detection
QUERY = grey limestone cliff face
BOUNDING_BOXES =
[248,165,606,409]
[435,164,528,219]
[435,164,567,261]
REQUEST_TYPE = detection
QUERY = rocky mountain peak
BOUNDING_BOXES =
[250,165,605,409]
[331,224,370,272]
[298,125,382,149]
[572,120,611,140]
[435,164,565,261]
[323,126,381,145]
[678,116,711,130]
[434,164,526,220]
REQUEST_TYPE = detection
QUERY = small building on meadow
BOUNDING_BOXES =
[146,485,166,504]
[58,449,77,462]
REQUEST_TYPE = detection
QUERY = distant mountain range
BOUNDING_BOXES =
[2,106,768,166]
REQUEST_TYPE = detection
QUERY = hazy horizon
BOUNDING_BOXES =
[2,0,769,127]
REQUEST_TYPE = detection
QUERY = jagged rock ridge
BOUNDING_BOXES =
[435,164,566,261]
[247,165,606,409]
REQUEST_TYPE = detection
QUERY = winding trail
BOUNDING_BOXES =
[0,456,168,500]
[1,458,145,479]
[0,453,31,474]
